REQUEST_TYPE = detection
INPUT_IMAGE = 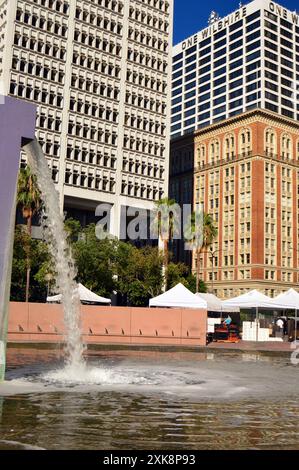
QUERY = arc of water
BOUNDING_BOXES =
[23,139,85,368]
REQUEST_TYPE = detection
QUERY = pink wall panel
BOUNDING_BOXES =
[8,303,207,347]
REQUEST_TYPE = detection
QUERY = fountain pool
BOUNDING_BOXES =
[0,349,298,450]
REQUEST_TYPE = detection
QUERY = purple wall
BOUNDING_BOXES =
[0,96,36,378]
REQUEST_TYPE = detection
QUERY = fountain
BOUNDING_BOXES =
[23,139,85,369]
[0,96,36,381]
[0,96,84,382]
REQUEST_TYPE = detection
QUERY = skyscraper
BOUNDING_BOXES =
[0,0,173,236]
[171,0,299,139]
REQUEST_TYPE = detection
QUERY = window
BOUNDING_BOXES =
[281,133,293,159]
[265,128,277,156]
[224,133,235,159]
[239,128,252,155]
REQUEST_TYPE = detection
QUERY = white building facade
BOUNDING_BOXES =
[171,0,299,138]
[0,0,173,236]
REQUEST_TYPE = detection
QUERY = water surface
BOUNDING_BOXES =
[0,349,298,450]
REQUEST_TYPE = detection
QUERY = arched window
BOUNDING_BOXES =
[265,128,277,156]
[239,128,252,155]
[296,140,299,160]
[224,133,235,159]
[197,144,206,166]
[281,133,293,159]
[209,139,220,163]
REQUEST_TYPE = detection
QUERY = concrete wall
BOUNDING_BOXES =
[8,302,207,347]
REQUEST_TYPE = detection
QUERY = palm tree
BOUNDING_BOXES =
[187,211,218,293]
[17,166,41,302]
[152,198,180,291]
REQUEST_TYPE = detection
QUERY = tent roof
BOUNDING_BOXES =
[149,283,207,309]
[196,293,240,312]
[222,289,276,309]
[47,283,111,304]
[272,289,299,310]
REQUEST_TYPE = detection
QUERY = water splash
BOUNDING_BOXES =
[23,140,85,368]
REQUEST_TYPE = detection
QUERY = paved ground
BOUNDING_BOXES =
[207,339,296,352]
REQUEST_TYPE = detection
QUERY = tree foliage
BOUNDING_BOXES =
[11,222,207,306]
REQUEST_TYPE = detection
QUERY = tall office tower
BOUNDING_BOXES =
[171,0,299,138]
[0,0,173,236]
[171,109,299,298]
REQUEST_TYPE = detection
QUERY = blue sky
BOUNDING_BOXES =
[173,0,299,44]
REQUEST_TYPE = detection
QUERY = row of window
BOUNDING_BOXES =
[69,97,119,123]
[16,9,68,37]
[125,90,167,116]
[128,26,168,53]
[75,1,124,20]
[122,159,164,179]
[31,0,69,15]
[124,113,166,137]
[12,55,65,84]
[74,29,122,55]
[10,79,64,108]
[123,134,165,157]
[128,5,169,33]
[66,144,116,169]
[121,179,164,200]
[127,48,168,75]
[127,68,167,94]
[14,31,67,60]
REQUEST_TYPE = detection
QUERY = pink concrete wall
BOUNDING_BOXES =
[7,302,207,347]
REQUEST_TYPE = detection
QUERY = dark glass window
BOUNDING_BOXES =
[214,95,226,106]
[246,11,260,23]
[186,53,196,64]
[230,78,243,89]
[214,85,226,96]
[246,40,260,53]
[214,47,226,59]
[172,61,183,71]
[246,50,261,62]
[186,45,197,56]
[173,52,183,63]
[230,19,243,32]
[246,20,260,33]
[214,29,226,41]
[214,105,226,115]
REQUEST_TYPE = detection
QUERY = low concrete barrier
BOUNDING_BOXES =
[8,302,207,347]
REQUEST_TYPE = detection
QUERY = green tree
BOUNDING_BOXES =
[11,226,51,302]
[64,218,82,243]
[116,245,164,306]
[72,224,117,298]
[16,167,41,302]
[188,211,218,292]
[166,263,207,293]
[153,198,180,290]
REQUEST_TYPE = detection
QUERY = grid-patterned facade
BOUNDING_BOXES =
[186,109,299,298]
[171,0,299,138]
[0,0,173,235]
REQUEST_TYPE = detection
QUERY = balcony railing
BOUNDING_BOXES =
[194,151,299,173]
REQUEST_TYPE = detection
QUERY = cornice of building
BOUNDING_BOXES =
[193,109,299,142]
[171,109,299,147]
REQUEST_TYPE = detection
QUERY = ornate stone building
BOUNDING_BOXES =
[171,108,299,298]
[0,0,173,235]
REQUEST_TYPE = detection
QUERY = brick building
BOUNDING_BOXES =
[170,108,299,298]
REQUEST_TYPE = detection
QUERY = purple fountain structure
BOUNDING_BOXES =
[0,96,36,381]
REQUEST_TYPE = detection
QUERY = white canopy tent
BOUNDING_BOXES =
[222,289,290,342]
[222,289,276,310]
[271,289,299,342]
[47,283,111,305]
[149,283,207,309]
[196,293,240,313]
